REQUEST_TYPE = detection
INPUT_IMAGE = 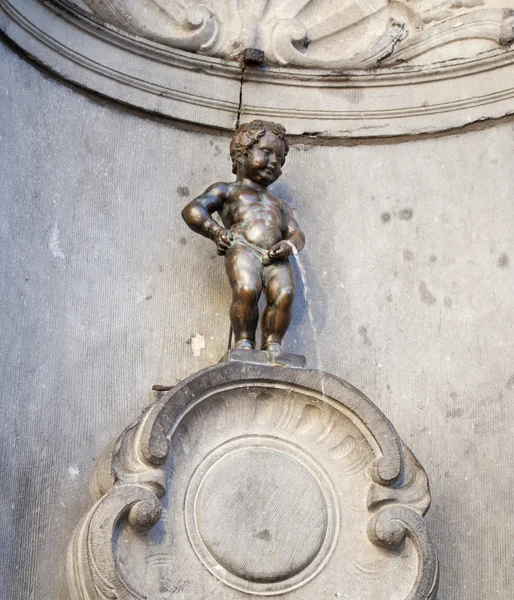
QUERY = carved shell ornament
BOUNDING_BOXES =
[83,0,514,68]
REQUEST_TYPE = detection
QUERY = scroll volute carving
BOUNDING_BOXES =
[83,0,220,52]
[82,0,514,68]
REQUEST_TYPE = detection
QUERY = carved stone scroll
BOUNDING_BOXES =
[68,362,439,600]
[82,0,220,53]
[81,0,514,68]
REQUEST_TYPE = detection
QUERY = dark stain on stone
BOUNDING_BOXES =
[399,208,413,220]
[358,325,371,346]
[177,185,190,197]
[256,529,271,541]
[159,265,164,272]
[180,237,187,245]
[444,296,453,308]
[497,252,509,268]
[403,249,414,262]
[214,145,222,156]
[381,212,391,223]
[506,373,514,390]
[419,281,436,305]
[429,255,437,263]
[386,294,393,303]
[446,407,462,418]
[386,384,391,391]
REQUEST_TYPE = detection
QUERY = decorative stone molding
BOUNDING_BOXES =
[68,362,439,600]
[82,0,220,54]
[81,0,514,69]
[0,0,242,129]
[2,0,514,136]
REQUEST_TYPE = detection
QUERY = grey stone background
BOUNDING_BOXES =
[1,39,514,599]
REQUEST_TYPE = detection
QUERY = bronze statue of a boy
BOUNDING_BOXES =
[182,120,305,353]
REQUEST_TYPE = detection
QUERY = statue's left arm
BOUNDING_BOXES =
[283,202,305,253]
[268,202,305,263]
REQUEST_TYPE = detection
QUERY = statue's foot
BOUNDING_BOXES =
[233,339,254,350]
[263,342,281,353]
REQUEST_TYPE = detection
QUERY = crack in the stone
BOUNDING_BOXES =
[235,61,246,130]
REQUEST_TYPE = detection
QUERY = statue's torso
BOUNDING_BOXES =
[220,184,284,250]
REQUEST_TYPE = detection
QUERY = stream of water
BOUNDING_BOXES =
[291,246,326,390]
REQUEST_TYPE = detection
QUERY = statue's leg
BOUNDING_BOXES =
[225,244,263,349]
[262,260,295,351]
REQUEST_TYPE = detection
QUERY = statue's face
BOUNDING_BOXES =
[240,132,285,186]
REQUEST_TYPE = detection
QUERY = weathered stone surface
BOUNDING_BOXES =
[68,363,438,600]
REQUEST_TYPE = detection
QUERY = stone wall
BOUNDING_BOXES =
[1,38,514,599]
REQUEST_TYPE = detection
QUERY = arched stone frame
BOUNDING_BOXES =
[2,0,514,137]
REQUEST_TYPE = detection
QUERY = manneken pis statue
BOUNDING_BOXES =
[182,120,305,353]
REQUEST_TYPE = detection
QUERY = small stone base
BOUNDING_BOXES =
[220,349,307,369]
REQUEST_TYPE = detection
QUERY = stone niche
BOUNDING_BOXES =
[2,2,514,600]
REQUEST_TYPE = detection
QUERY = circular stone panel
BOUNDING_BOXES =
[185,436,339,595]
[197,447,327,581]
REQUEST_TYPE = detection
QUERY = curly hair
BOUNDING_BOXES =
[229,120,289,174]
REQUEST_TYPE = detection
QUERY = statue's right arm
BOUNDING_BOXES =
[181,183,229,241]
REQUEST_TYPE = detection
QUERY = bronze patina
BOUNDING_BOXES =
[182,120,305,352]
